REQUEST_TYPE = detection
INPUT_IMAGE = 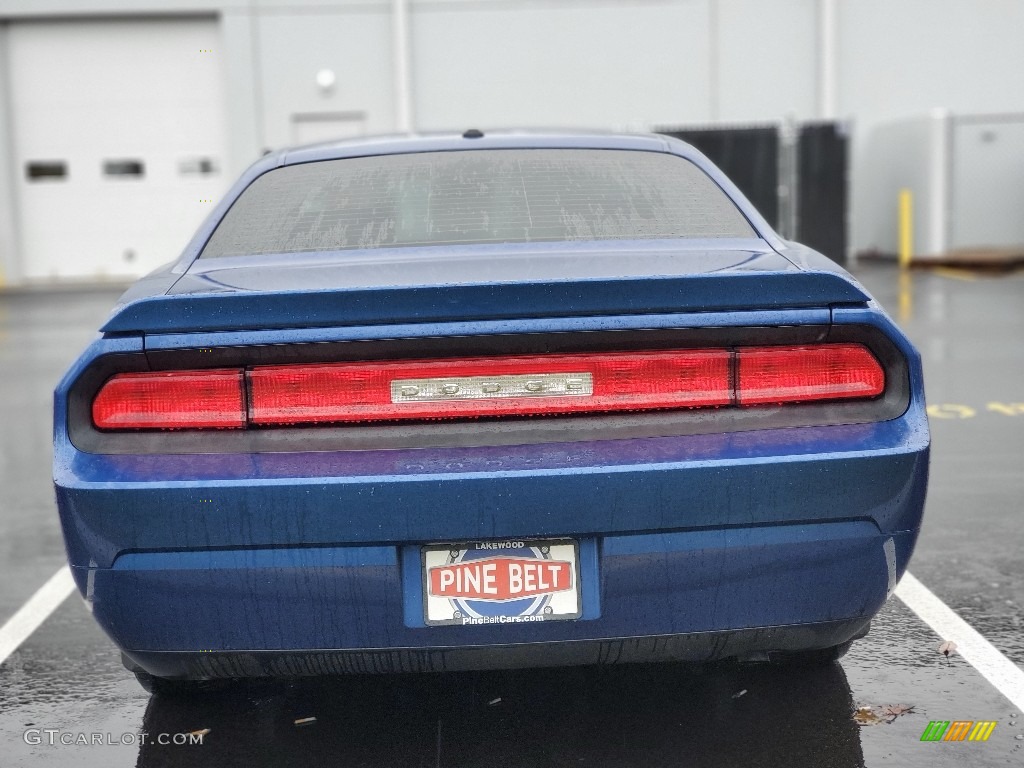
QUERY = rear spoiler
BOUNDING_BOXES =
[100,272,870,334]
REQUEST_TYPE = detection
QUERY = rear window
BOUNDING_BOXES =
[201,149,756,258]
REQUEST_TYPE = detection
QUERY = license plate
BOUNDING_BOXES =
[422,539,582,626]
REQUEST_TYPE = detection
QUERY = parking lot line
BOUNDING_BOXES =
[896,571,1024,711]
[0,566,74,667]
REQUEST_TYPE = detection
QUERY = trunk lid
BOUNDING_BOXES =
[100,242,868,334]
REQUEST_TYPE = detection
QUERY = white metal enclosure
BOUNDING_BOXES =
[859,111,1024,258]
[7,17,227,281]
[949,116,1024,252]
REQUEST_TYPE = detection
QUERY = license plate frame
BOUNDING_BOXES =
[421,538,582,627]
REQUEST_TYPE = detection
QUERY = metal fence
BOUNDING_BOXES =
[659,121,848,264]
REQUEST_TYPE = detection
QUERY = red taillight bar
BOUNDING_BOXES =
[91,344,885,431]
[248,350,732,424]
[737,344,886,405]
[91,369,245,430]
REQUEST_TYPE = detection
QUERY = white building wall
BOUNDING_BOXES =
[412,0,713,130]
[255,6,397,148]
[220,9,266,183]
[0,23,20,287]
[1,0,1024,281]
[714,0,818,124]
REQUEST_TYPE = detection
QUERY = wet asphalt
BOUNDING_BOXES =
[0,262,1022,767]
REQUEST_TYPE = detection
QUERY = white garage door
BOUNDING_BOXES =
[8,18,227,281]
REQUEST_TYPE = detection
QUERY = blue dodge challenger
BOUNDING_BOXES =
[53,131,929,694]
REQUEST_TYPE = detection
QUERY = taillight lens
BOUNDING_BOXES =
[248,350,732,424]
[92,369,245,430]
[737,344,885,405]
[90,344,885,430]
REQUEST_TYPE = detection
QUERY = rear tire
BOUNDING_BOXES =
[123,652,229,696]
[769,640,854,667]
[132,669,227,696]
[133,669,193,696]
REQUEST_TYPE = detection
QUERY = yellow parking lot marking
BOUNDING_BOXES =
[927,402,1024,419]
[932,267,977,282]
[986,402,1024,416]
[927,404,976,419]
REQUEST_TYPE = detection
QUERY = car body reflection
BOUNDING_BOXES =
[138,661,864,767]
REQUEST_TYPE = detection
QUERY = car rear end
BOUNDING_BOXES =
[53,134,929,680]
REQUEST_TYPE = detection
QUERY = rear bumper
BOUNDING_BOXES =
[55,418,928,567]
[122,620,874,679]
[77,522,917,676]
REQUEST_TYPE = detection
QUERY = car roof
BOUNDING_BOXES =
[277,129,677,166]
